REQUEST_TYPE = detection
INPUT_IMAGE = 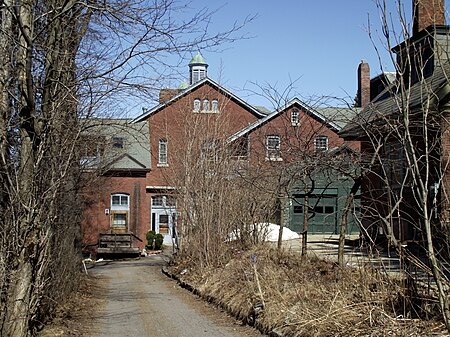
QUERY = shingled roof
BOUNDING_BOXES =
[340,61,450,139]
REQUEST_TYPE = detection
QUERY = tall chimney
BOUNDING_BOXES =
[357,61,370,109]
[413,0,445,34]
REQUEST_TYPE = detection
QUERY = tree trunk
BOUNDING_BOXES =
[302,195,308,256]
[338,177,361,266]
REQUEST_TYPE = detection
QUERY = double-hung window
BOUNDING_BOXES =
[266,135,281,160]
[315,136,328,152]
[158,139,168,165]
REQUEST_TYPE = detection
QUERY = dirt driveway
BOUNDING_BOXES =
[88,255,263,337]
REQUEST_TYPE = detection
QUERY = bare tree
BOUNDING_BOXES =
[0,0,252,335]
[341,0,450,329]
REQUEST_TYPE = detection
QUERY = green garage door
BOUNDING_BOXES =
[290,192,338,234]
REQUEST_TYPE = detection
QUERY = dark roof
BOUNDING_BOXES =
[340,61,450,139]
[133,78,266,122]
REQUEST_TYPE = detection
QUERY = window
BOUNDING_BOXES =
[112,213,127,226]
[152,195,177,208]
[112,137,124,149]
[79,135,105,166]
[193,99,200,112]
[291,109,299,126]
[158,139,168,165]
[202,139,220,162]
[266,135,281,160]
[165,196,177,207]
[324,206,334,214]
[202,99,210,112]
[315,136,328,152]
[211,100,218,112]
[111,194,129,206]
[231,136,248,158]
[192,68,206,83]
[293,205,303,213]
[152,196,164,207]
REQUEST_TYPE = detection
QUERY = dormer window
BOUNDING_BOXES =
[291,109,299,126]
[193,99,200,112]
[112,137,124,148]
[202,99,210,112]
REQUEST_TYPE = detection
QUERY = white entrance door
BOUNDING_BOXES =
[151,195,177,245]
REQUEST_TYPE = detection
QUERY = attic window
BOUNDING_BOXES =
[202,99,210,112]
[193,99,200,112]
[212,100,218,112]
[291,110,299,126]
[112,137,124,148]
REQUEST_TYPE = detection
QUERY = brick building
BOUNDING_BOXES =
[228,98,360,234]
[340,0,450,242]
[81,53,361,254]
[80,119,151,254]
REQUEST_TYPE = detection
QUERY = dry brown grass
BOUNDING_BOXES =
[169,245,448,336]
[37,274,107,337]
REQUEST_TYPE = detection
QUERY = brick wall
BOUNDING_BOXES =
[81,174,150,252]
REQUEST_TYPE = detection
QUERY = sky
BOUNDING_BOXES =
[160,0,449,110]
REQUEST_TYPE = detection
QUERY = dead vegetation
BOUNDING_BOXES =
[37,275,107,337]
[168,245,448,336]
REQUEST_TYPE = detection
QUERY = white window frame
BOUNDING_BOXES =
[193,99,201,112]
[111,193,129,207]
[211,100,219,113]
[315,136,329,152]
[291,109,299,126]
[158,139,168,166]
[266,135,282,161]
[152,195,177,208]
[202,99,210,112]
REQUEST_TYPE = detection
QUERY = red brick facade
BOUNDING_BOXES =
[81,173,151,252]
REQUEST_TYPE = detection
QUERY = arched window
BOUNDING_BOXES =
[111,193,130,229]
[193,99,200,112]
[111,193,129,207]
[211,100,219,112]
[202,99,210,112]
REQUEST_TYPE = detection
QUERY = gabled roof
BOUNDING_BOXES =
[227,98,355,142]
[80,118,151,170]
[340,61,450,139]
[132,77,266,122]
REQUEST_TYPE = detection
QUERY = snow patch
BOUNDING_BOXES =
[228,223,300,242]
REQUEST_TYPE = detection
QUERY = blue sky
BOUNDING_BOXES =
[166,0,449,110]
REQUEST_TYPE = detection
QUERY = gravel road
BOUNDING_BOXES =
[89,255,263,337]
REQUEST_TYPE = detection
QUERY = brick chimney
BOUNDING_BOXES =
[357,61,370,109]
[413,0,445,34]
[159,88,181,103]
